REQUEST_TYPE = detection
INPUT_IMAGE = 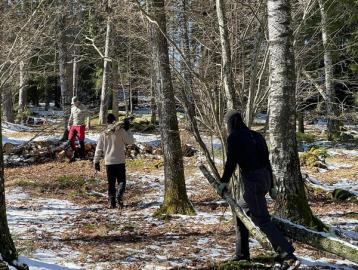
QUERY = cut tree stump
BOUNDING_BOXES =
[200,164,358,264]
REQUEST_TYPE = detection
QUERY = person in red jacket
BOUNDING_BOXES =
[68,96,89,161]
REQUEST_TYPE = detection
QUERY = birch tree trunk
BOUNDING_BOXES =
[178,0,195,124]
[112,60,119,119]
[149,0,194,215]
[57,8,70,140]
[99,0,112,125]
[267,0,322,228]
[18,48,27,115]
[318,0,339,140]
[216,0,238,110]
[150,75,157,125]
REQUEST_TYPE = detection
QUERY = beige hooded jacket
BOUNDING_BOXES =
[93,127,134,165]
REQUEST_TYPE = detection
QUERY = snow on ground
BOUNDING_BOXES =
[2,122,33,133]
[6,165,358,269]
[306,176,358,196]
[300,256,358,270]
[2,132,161,147]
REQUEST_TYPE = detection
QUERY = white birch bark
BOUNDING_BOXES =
[318,0,338,140]
[99,0,112,125]
[267,0,319,226]
[216,0,238,110]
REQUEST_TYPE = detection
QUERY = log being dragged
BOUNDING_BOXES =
[200,164,358,264]
[272,217,358,264]
[199,165,273,250]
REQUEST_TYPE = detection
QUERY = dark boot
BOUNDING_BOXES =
[117,197,124,208]
[79,141,86,159]
[274,254,300,270]
[109,196,116,209]
[69,149,79,163]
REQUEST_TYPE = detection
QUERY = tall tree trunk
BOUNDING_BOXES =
[112,61,119,119]
[0,97,18,265]
[318,0,339,140]
[245,29,264,128]
[72,57,78,97]
[216,0,238,110]
[0,2,18,261]
[178,0,195,125]
[57,9,70,140]
[150,75,157,125]
[2,86,14,123]
[298,111,304,133]
[99,0,112,125]
[149,0,194,215]
[267,0,322,228]
[18,53,27,115]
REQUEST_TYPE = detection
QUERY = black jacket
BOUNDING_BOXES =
[221,127,273,183]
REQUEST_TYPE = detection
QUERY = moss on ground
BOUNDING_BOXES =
[299,146,328,167]
[296,132,316,143]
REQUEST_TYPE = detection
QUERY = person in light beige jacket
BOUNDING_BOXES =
[93,113,134,208]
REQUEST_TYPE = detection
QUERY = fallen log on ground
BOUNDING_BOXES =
[199,165,272,250]
[303,174,358,200]
[272,217,358,263]
[200,164,358,264]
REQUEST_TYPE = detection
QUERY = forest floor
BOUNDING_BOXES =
[3,120,358,270]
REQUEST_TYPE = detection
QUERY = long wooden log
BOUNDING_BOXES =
[200,164,358,264]
[199,165,273,250]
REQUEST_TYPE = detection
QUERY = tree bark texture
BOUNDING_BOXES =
[57,8,70,140]
[0,102,18,262]
[267,0,318,227]
[112,61,119,119]
[149,0,194,215]
[318,0,339,140]
[2,86,14,123]
[18,54,27,115]
[216,0,238,110]
[178,0,195,122]
[99,0,112,125]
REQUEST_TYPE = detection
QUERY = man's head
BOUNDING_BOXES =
[107,113,116,124]
[224,110,245,134]
[71,96,80,107]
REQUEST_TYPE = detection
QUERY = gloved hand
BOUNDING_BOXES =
[217,182,227,197]
[94,162,100,172]
[123,118,130,131]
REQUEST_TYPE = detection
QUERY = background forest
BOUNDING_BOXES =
[0,0,358,269]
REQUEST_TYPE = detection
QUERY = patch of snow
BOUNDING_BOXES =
[305,176,358,196]
[326,163,353,170]
[6,187,29,201]
[202,136,222,151]
[7,190,81,236]
[18,255,83,270]
[327,148,358,158]
[253,112,267,124]
[2,122,33,132]
[299,256,358,270]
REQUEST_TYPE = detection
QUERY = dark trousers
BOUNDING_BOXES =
[235,168,294,258]
[106,164,126,200]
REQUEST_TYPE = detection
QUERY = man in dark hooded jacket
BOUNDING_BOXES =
[218,110,300,270]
